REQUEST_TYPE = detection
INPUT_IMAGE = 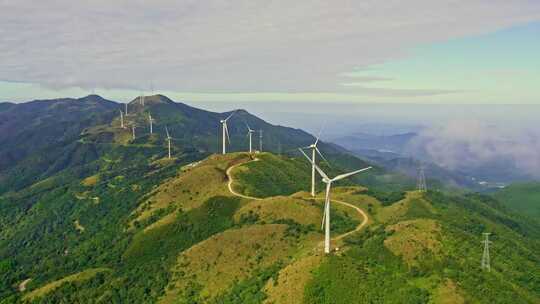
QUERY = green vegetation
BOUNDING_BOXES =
[209,263,283,304]
[493,182,540,218]
[231,153,313,197]
[305,227,430,304]
[1,95,539,303]
[304,190,540,303]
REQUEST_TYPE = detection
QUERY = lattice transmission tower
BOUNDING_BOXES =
[481,232,492,271]
[417,164,427,192]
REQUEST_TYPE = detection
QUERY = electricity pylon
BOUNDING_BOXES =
[481,233,492,271]
[417,164,427,192]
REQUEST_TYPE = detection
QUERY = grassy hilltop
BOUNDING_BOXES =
[0,95,539,303]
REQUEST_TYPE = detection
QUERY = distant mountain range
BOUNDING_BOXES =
[331,130,537,189]
[0,94,411,194]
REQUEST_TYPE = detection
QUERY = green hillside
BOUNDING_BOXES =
[1,150,539,303]
[0,96,538,303]
[493,182,540,218]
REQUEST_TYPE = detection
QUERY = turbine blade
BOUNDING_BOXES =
[244,121,252,132]
[298,148,330,181]
[165,126,170,138]
[224,123,231,144]
[332,167,372,182]
[224,110,236,121]
[315,147,331,168]
[321,201,327,230]
[314,125,323,146]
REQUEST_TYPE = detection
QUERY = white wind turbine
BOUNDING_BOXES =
[302,128,330,197]
[245,122,256,153]
[148,113,155,134]
[299,149,372,254]
[165,126,172,159]
[119,110,125,129]
[259,129,263,152]
[131,124,137,140]
[220,111,235,154]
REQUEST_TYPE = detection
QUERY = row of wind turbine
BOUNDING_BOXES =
[299,148,371,254]
[298,126,372,254]
[220,112,263,155]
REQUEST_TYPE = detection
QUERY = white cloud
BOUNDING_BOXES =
[1,1,540,93]
[407,120,540,179]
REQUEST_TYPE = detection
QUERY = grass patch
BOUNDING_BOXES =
[81,174,100,186]
[234,196,322,227]
[384,219,442,266]
[231,153,312,198]
[161,224,317,303]
[23,268,110,301]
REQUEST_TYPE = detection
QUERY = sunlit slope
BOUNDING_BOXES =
[2,129,538,304]
[302,191,540,304]
[154,152,371,303]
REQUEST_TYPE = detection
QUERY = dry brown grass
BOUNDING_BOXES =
[263,253,323,304]
[384,218,441,266]
[433,279,465,304]
[81,174,100,187]
[234,196,322,226]
[130,153,252,231]
[159,224,318,303]
[376,191,435,223]
[23,268,110,301]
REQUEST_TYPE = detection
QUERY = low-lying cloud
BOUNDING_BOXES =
[407,120,540,179]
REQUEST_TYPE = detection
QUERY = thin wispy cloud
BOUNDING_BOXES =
[1,1,540,95]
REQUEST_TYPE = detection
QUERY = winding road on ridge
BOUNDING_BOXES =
[226,158,369,246]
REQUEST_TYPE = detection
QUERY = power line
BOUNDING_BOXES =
[417,163,427,192]
[481,232,492,271]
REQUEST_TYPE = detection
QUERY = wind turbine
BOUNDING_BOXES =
[245,122,256,153]
[148,113,155,134]
[302,128,330,197]
[125,103,128,115]
[140,93,145,107]
[131,124,137,140]
[299,149,372,254]
[119,110,125,129]
[165,126,172,159]
[220,111,235,154]
[259,129,263,152]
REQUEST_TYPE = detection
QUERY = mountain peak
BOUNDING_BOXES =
[129,94,175,105]
[79,94,108,102]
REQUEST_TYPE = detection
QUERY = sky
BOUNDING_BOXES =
[1,1,540,105]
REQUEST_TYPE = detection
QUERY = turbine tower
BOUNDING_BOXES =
[259,129,263,152]
[140,93,145,107]
[131,124,136,140]
[417,163,427,192]
[165,126,172,159]
[302,128,329,197]
[148,113,154,134]
[125,103,128,115]
[300,149,372,254]
[119,110,125,129]
[481,233,492,271]
[220,111,235,154]
[245,123,256,153]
